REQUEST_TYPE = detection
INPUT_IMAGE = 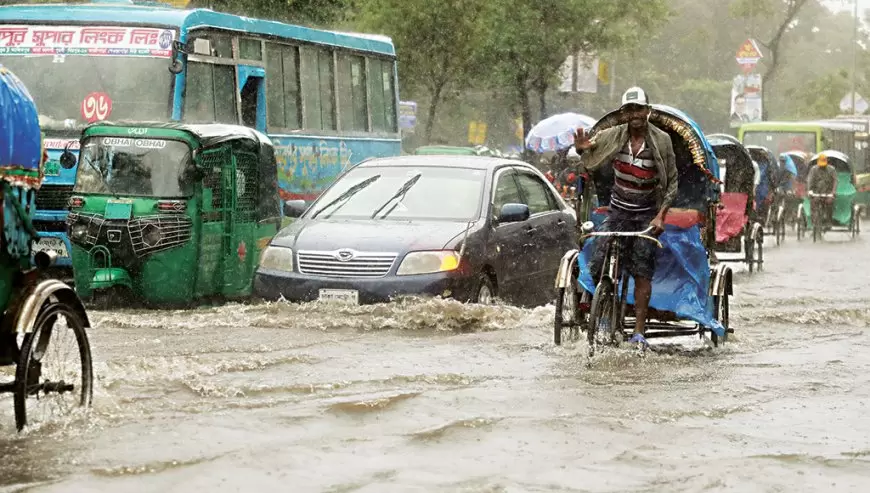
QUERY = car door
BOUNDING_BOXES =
[488,167,533,302]
[514,170,571,304]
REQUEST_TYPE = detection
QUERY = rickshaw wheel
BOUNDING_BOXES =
[711,292,729,347]
[755,234,764,272]
[554,278,581,346]
[587,278,615,357]
[745,238,755,273]
[14,302,93,432]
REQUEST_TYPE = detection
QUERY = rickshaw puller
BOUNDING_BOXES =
[573,87,678,352]
[807,154,838,231]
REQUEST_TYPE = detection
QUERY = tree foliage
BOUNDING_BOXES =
[353,0,489,142]
[187,0,350,26]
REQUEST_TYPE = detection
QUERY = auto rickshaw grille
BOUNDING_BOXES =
[235,152,258,223]
[128,215,193,257]
[66,212,105,247]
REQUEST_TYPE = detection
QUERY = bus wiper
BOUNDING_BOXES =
[310,174,381,220]
[371,173,422,219]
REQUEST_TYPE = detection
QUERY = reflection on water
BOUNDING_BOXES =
[1,237,870,491]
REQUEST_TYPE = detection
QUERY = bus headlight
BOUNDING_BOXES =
[259,245,294,272]
[397,250,460,276]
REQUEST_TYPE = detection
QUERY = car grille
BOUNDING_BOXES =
[35,185,74,211]
[297,250,397,278]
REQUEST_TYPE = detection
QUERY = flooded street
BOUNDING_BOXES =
[1,235,869,492]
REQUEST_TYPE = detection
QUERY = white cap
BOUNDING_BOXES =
[621,87,649,107]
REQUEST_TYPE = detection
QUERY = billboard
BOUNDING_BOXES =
[730,73,762,127]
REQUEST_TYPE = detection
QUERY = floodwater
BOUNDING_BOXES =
[1,233,869,492]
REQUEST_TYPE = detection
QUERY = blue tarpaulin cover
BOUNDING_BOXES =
[0,63,42,189]
[577,224,726,338]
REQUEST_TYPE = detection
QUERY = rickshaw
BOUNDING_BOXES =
[707,135,765,272]
[66,122,281,307]
[0,64,93,431]
[767,152,798,245]
[745,145,779,229]
[553,105,733,354]
[797,150,862,242]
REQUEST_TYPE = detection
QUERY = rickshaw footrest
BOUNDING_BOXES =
[0,382,15,394]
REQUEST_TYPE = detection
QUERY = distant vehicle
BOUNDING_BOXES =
[254,155,578,307]
[0,0,401,273]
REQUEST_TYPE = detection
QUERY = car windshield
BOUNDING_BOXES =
[309,165,486,221]
[742,131,816,155]
[75,137,195,197]
[0,24,174,135]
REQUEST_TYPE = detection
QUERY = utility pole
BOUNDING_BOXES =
[851,0,859,114]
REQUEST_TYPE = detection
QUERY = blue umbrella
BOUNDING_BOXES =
[525,112,596,153]
[778,153,798,176]
[0,63,42,189]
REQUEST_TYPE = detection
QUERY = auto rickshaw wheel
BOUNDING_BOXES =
[554,275,581,346]
[14,302,93,431]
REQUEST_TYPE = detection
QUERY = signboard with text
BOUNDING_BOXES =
[0,25,176,57]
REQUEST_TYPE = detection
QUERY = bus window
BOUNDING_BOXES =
[742,131,816,154]
[300,46,336,131]
[239,38,263,61]
[184,62,237,124]
[369,58,397,133]
[338,54,368,132]
[265,43,301,130]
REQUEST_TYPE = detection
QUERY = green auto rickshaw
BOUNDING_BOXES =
[65,122,280,306]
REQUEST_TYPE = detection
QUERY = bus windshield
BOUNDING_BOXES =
[75,137,195,197]
[741,131,817,155]
[0,55,171,134]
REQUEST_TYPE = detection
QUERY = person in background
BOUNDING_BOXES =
[807,153,838,231]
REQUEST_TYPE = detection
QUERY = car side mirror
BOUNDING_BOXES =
[497,203,530,224]
[59,149,77,169]
[283,199,307,218]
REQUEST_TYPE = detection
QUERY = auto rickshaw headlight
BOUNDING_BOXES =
[70,224,87,240]
[259,245,294,272]
[397,250,460,276]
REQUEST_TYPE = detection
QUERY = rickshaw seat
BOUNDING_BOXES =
[715,192,748,243]
[589,206,704,228]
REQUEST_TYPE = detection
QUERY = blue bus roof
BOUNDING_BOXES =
[0,2,396,55]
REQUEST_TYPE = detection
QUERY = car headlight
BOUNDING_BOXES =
[396,250,460,276]
[258,245,294,272]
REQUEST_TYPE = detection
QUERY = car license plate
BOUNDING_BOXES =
[33,237,69,258]
[318,289,359,305]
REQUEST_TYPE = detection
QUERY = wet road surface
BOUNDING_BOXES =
[1,233,869,492]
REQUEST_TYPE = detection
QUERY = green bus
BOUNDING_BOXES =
[738,120,870,209]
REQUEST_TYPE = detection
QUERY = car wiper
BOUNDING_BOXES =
[370,173,422,219]
[310,174,381,219]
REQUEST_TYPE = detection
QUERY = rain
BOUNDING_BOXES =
[0,0,869,492]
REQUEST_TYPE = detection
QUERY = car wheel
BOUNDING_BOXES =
[472,273,496,305]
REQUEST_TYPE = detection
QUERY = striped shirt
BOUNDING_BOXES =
[610,138,659,213]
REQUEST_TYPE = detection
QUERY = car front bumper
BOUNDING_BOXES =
[253,269,474,304]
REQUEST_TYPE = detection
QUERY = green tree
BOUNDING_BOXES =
[186,0,350,26]
[481,0,668,144]
[354,0,488,143]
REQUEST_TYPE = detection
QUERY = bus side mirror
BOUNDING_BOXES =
[169,40,186,74]
[59,150,77,169]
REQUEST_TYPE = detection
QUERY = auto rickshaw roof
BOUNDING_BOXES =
[82,122,274,151]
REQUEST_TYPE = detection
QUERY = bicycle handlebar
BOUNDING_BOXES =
[580,226,663,248]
